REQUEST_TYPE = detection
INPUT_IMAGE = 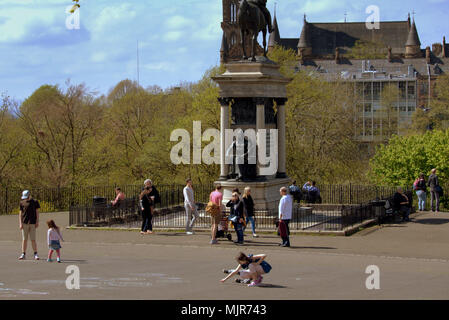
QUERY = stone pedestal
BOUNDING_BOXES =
[212,57,292,211]
[217,178,291,211]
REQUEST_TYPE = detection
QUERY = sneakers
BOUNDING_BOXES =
[34,253,40,260]
[57,257,61,263]
[248,282,259,287]
[186,231,194,235]
[236,279,251,284]
[47,259,53,262]
[210,239,218,245]
[253,234,258,238]
[223,269,234,274]
[18,253,25,260]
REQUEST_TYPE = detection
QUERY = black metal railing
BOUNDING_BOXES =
[0,183,214,215]
[68,202,378,232]
[1,183,398,216]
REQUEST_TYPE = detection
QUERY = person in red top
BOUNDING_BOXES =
[209,184,224,244]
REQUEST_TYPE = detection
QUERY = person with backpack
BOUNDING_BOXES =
[414,173,427,211]
[220,252,272,287]
[428,169,441,213]
[207,184,223,245]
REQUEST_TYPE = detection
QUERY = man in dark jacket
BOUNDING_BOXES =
[428,169,440,212]
[393,187,411,222]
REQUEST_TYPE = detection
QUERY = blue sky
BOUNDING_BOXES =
[0,0,448,101]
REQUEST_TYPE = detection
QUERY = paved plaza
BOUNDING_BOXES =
[1,211,449,300]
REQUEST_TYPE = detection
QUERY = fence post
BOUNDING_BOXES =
[4,187,8,215]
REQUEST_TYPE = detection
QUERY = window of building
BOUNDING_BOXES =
[364,103,372,113]
[230,3,237,23]
[230,33,237,46]
[399,82,406,99]
[408,83,416,99]
[408,105,416,113]
[364,118,373,136]
[373,82,380,100]
[364,83,372,100]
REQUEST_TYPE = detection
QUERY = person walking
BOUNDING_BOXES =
[184,179,198,235]
[415,173,427,212]
[209,184,223,244]
[279,187,293,247]
[18,190,40,261]
[139,186,154,235]
[242,187,258,238]
[428,169,440,213]
[227,192,245,245]
[47,220,64,263]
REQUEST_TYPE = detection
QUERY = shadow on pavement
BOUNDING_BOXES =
[59,260,88,264]
[413,218,449,225]
[257,284,288,289]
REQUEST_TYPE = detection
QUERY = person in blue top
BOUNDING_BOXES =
[220,252,272,287]
[303,181,320,203]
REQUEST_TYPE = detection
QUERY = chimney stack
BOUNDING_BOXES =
[426,46,431,64]
[443,36,447,58]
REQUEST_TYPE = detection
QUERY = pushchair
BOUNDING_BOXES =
[216,213,233,241]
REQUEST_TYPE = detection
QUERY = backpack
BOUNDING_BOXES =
[205,201,220,217]
[413,179,419,191]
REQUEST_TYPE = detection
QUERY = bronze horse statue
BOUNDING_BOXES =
[238,0,268,62]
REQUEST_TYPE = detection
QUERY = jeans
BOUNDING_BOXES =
[416,190,426,211]
[244,216,256,234]
[430,191,440,212]
[141,209,153,232]
[185,204,199,232]
[234,222,244,243]
[400,206,411,221]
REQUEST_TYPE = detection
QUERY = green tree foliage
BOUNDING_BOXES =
[411,74,449,133]
[0,94,24,187]
[370,130,449,187]
[345,40,386,60]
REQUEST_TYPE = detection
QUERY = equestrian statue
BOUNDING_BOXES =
[238,0,273,62]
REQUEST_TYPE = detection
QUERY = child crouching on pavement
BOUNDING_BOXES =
[220,252,271,287]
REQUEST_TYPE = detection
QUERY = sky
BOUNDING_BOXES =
[0,0,448,101]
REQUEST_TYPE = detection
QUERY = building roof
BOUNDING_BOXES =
[405,19,421,47]
[296,57,449,79]
[268,13,281,47]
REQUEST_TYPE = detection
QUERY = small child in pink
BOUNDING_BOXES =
[47,220,64,263]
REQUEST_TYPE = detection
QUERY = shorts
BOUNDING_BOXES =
[49,240,61,250]
[211,213,222,225]
[22,224,36,241]
[239,264,265,279]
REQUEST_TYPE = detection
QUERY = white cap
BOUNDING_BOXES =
[21,190,30,200]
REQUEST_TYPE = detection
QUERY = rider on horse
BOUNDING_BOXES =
[247,0,273,33]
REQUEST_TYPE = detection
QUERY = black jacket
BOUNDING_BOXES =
[242,196,255,217]
[226,199,244,219]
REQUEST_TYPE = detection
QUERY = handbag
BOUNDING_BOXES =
[260,261,272,274]
[229,214,239,223]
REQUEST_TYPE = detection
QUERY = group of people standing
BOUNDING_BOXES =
[184,179,293,247]
[414,168,443,212]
